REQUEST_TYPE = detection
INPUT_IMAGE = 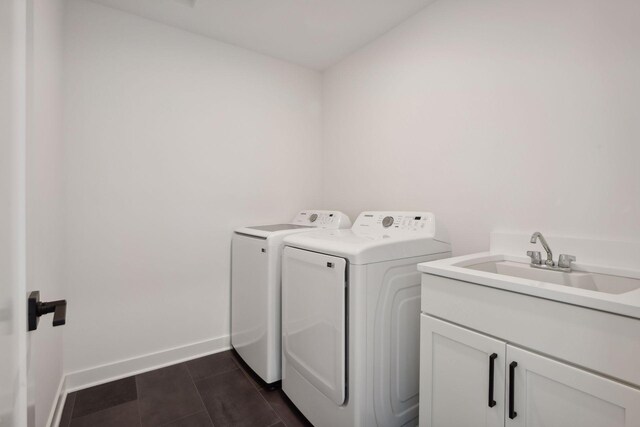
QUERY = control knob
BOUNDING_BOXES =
[382,216,394,228]
[309,213,318,223]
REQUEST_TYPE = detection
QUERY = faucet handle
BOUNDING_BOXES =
[526,250,542,265]
[558,254,576,269]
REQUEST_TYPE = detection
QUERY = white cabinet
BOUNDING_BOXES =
[420,315,640,427]
[507,345,640,427]
[420,315,505,427]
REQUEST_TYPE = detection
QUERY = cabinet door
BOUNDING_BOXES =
[420,315,506,427]
[506,345,640,427]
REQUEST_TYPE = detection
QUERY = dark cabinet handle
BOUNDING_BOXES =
[509,361,518,419]
[488,353,497,407]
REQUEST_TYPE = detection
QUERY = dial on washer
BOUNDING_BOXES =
[309,213,318,223]
[382,216,394,228]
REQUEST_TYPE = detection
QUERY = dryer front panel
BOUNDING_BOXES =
[282,247,347,406]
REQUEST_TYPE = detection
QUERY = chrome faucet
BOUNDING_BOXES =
[530,232,554,266]
[526,232,576,272]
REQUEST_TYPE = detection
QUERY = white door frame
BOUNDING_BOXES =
[0,0,28,426]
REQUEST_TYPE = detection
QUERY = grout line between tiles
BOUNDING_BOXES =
[62,393,77,426]
[135,400,143,427]
[230,352,266,393]
[188,364,216,427]
[189,365,240,384]
[227,354,283,426]
[70,394,76,421]
[66,401,139,425]
[134,376,142,427]
[157,409,209,427]
[256,388,284,427]
[185,352,242,385]
[240,367,263,393]
[230,352,293,425]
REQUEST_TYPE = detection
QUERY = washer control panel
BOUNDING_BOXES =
[353,211,436,235]
[291,210,351,229]
[382,216,394,228]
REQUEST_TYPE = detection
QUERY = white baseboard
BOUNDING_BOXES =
[65,335,231,392]
[49,335,230,426]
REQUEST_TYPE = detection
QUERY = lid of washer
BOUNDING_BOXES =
[283,211,451,265]
[235,210,351,239]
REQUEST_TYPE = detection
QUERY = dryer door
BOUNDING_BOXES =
[282,247,347,406]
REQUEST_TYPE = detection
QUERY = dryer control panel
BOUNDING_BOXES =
[291,210,352,229]
[353,211,436,235]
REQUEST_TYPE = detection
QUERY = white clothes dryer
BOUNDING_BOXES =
[231,210,351,385]
[281,211,451,426]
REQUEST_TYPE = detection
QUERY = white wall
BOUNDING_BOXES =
[323,0,640,255]
[63,0,323,373]
[60,0,640,389]
[26,0,66,425]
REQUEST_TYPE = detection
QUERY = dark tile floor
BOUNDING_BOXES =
[59,350,312,427]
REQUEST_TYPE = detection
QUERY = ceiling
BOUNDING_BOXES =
[87,0,435,70]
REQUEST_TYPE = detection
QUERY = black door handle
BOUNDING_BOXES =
[488,353,497,407]
[509,361,518,419]
[28,291,67,331]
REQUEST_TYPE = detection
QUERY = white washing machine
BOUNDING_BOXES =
[281,211,451,427]
[231,210,351,385]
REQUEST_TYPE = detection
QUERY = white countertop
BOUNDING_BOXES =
[419,252,640,319]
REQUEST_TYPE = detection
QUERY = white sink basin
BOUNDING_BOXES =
[465,260,640,295]
[418,252,640,319]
